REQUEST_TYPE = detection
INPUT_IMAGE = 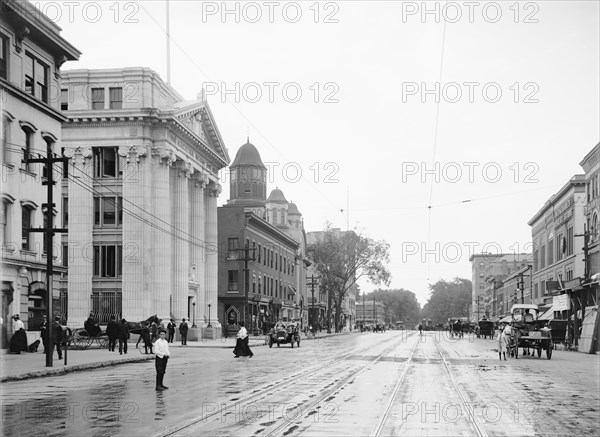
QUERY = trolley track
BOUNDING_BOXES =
[157,332,415,437]
[369,333,486,437]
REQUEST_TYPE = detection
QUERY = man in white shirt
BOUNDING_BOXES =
[154,329,170,390]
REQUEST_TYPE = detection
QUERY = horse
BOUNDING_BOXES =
[126,315,161,335]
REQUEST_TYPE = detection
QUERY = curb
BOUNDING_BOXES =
[1,355,154,383]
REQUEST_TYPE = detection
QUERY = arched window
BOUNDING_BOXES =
[21,204,33,250]
[19,121,37,172]
[1,198,10,245]
[592,212,598,242]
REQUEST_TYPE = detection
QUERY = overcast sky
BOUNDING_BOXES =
[39,0,600,306]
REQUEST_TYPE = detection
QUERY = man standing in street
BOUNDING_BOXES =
[52,316,63,360]
[40,316,48,353]
[179,318,188,346]
[106,316,119,352]
[167,319,176,343]
[154,329,170,390]
[117,318,129,355]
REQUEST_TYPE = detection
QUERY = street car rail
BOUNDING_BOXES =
[158,331,416,437]
[369,334,487,437]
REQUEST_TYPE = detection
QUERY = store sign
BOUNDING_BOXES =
[553,294,570,311]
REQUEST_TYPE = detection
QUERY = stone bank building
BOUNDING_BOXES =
[60,68,229,330]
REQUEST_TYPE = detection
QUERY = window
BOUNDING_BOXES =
[21,205,33,250]
[92,88,105,109]
[228,270,239,291]
[280,255,283,272]
[252,275,256,293]
[258,276,262,294]
[566,268,573,281]
[258,244,262,264]
[62,197,68,228]
[227,238,238,259]
[24,53,49,103]
[109,87,122,109]
[0,34,8,80]
[547,234,554,266]
[21,126,33,171]
[93,147,120,178]
[275,279,278,298]
[591,213,598,243]
[567,226,574,256]
[94,197,123,226]
[540,245,545,269]
[541,280,546,295]
[533,249,538,272]
[93,244,122,277]
[556,232,564,261]
[62,244,68,267]
[1,114,10,163]
[61,89,69,111]
[1,200,9,245]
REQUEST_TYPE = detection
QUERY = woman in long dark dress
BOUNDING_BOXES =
[233,321,253,358]
[9,315,28,354]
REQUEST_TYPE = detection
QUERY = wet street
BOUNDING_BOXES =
[1,331,599,437]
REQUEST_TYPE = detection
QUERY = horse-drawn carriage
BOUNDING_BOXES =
[69,315,161,350]
[478,320,495,339]
[269,322,301,348]
[506,304,552,359]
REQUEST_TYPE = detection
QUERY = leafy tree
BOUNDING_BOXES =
[363,288,421,327]
[420,278,472,325]
[309,225,391,333]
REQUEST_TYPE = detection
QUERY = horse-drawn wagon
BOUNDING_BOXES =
[507,304,552,359]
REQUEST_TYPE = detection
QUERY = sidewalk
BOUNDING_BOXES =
[0,332,348,382]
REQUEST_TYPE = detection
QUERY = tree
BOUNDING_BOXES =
[309,225,391,333]
[420,278,472,325]
[366,289,421,327]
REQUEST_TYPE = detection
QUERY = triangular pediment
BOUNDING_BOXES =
[172,100,230,165]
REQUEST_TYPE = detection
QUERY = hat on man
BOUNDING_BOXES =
[89,312,94,316]
[182,318,186,322]
[158,328,167,334]
[54,316,60,321]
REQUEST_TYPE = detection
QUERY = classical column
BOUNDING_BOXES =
[191,172,207,324]
[64,146,93,328]
[151,147,175,322]
[118,145,148,323]
[204,181,221,328]
[173,160,192,320]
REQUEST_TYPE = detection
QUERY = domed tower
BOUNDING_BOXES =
[227,139,267,216]
[266,187,289,229]
[287,202,302,229]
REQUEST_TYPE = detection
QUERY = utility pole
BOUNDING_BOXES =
[307,275,318,327]
[237,242,256,332]
[26,141,68,367]
[573,226,593,348]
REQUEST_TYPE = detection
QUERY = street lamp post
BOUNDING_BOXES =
[192,302,196,327]
[207,303,212,328]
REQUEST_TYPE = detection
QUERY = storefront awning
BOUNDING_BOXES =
[538,308,555,321]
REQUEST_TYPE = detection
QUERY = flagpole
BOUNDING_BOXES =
[166,0,171,85]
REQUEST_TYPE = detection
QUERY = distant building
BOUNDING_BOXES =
[527,175,586,307]
[60,68,229,330]
[469,253,531,321]
[355,300,385,325]
[218,141,309,336]
[1,0,80,334]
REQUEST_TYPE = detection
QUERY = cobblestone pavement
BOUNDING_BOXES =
[1,331,598,437]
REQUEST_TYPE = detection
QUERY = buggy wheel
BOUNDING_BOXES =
[71,329,92,350]
[97,336,109,349]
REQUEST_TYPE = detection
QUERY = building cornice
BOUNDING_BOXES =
[246,212,299,249]
[527,175,586,226]
[0,78,67,122]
